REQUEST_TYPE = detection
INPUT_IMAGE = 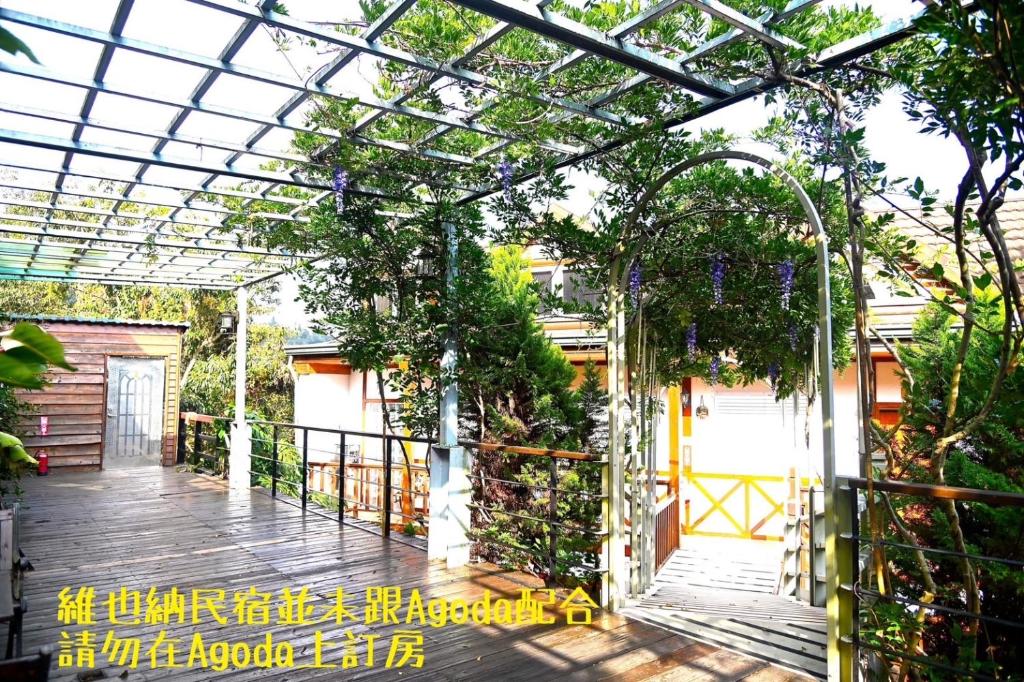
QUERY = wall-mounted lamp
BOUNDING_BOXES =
[218,311,237,335]
[696,396,710,419]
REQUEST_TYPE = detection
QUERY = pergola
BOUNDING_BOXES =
[1,1,928,678]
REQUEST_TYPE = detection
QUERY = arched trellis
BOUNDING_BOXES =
[601,150,843,677]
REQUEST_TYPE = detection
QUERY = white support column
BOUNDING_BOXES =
[428,221,471,568]
[602,259,626,610]
[229,285,251,489]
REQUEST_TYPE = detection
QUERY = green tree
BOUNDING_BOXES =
[462,246,583,448]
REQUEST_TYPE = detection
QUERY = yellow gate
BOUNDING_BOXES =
[682,468,816,541]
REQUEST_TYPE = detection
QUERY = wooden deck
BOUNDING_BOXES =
[13,468,811,681]
[623,538,827,680]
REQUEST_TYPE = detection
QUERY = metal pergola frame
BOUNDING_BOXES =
[0,3,931,678]
[0,0,925,289]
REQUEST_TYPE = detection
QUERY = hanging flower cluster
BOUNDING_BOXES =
[497,156,514,198]
[710,254,726,305]
[709,356,720,385]
[767,362,780,390]
[777,259,795,310]
[332,166,349,215]
[629,264,641,307]
[687,322,697,362]
[788,322,799,353]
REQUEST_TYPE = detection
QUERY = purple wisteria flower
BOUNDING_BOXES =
[709,356,720,385]
[497,156,514,198]
[687,322,697,362]
[629,264,641,307]
[788,322,799,353]
[777,259,795,310]
[710,254,726,305]
[332,166,349,215]
[767,362,780,390]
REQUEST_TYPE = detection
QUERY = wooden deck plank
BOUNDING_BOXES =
[12,468,807,681]
[623,538,826,681]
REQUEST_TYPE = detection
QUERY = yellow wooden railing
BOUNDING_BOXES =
[682,468,820,541]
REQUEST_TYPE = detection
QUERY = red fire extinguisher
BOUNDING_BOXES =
[37,450,49,476]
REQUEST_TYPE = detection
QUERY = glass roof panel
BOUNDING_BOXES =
[0,0,118,31]
[0,0,928,288]
[121,0,244,60]
[103,49,208,103]
[0,21,104,80]
[0,73,87,116]
[88,92,181,133]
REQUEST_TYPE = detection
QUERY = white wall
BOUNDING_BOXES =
[293,371,362,463]
[293,368,431,466]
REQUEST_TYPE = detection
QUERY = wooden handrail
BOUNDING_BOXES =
[842,476,1024,507]
[179,411,224,424]
[460,440,600,462]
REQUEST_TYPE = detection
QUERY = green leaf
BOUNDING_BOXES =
[0,432,37,468]
[0,347,46,389]
[0,26,39,63]
[974,272,993,290]
[4,322,75,371]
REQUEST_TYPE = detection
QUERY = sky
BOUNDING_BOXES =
[0,0,1001,330]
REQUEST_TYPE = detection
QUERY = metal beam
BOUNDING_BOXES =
[0,270,236,289]
[0,196,308,242]
[0,239,268,274]
[351,0,557,136]
[0,128,338,194]
[417,0,680,147]
[0,213,299,258]
[0,160,316,211]
[0,60,476,167]
[472,0,821,161]
[0,179,281,220]
[184,0,627,128]
[682,0,803,50]
[1,8,588,154]
[459,0,914,203]
[445,0,734,98]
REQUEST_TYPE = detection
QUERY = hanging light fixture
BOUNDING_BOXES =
[696,396,709,419]
[218,311,237,335]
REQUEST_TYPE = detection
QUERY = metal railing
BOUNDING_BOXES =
[248,420,431,538]
[462,440,607,587]
[177,412,229,476]
[838,477,1024,680]
[176,415,611,594]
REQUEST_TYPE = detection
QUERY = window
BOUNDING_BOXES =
[532,271,553,314]
[563,269,602,308]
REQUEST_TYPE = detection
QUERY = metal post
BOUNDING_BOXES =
[427,443,450,561]
[193,420,202,468]
[339,433,346,523]
[176,415,186,465]
[839,481,858,677]
[629,373,640,598]
[548,457,558,584]
[432,221,471,568]
[383,436,393,537]
[808,486,815,603]
[603,258,626,610]
[271,424,278,498]
[228,285,251,489]
[301,427,308,509]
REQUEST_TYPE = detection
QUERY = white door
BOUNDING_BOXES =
[104,357,166,467]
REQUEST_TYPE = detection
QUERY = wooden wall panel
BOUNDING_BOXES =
[13,321,185,471]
